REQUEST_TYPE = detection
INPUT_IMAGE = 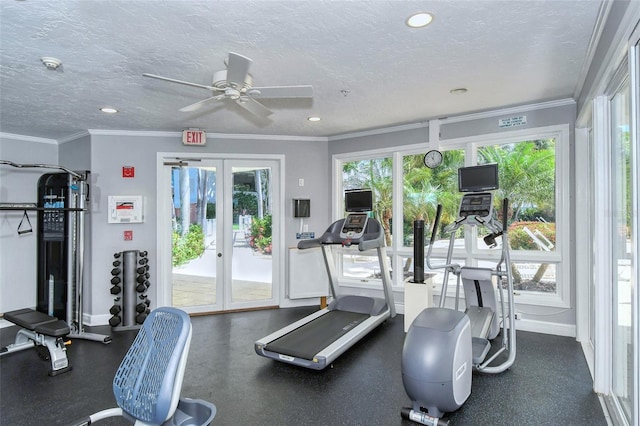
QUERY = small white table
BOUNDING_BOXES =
[404,277,433,332]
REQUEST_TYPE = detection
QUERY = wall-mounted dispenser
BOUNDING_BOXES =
[293,199,310,218]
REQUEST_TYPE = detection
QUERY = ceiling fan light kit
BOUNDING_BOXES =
[143,52,313,119]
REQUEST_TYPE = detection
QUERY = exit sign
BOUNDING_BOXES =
[182,130,207,146]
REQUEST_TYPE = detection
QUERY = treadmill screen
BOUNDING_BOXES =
[344,214,366,228]
[345,189,372,212]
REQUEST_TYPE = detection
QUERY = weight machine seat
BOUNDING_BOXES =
[3,308,70,337]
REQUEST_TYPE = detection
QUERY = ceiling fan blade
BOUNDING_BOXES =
[143,73,219,92]
[179,94,226,112]
[235,97,273,119]
[226,52,252,89]
[246,85,314,99]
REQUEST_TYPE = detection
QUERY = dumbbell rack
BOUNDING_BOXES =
[109,250,151,331]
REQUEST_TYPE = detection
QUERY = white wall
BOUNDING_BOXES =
[0,135,59,313]
[85,132,329,322]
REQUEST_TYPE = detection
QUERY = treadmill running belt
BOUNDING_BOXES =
[264,310,370,361]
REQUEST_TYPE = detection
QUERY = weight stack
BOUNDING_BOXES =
[108,250,150,331]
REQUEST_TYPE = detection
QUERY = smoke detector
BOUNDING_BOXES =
[41,57,62,70]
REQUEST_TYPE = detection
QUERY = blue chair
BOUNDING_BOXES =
[73,307,216,425]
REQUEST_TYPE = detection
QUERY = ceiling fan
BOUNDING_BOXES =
[143,52,313,119]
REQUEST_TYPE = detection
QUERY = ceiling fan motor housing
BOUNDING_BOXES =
[212,70,253,90]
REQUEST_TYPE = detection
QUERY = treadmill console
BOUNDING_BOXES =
[458,192,494,222]
[340,213,369,240]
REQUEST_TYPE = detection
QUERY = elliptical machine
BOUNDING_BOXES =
[401,164,516,426]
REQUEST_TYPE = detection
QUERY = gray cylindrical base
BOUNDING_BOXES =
[110,250,150,331]
[122,250,137,327]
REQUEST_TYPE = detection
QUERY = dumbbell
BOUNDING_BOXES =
[110,285,121,295]
[136,312,148,324]
[109,315,121,327]
[109,305,121,315]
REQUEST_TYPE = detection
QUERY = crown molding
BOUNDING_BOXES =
[328,121,429,141]
[58,130,91,144]
[440,98,576,125]
[87,129,327,142]
[0,132,57,144]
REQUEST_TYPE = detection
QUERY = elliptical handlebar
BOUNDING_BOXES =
[502,198,509,232]
[429,204,443,246]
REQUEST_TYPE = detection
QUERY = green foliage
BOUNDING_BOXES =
[206,203,216,219]
[508,221,556,251]
[172,224,205,266]
[248,214,272,253]
[233,185,258,215]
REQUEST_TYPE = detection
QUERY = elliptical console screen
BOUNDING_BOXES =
[340,213,369,239]
[458,192,494,221]
[458,164,499,193]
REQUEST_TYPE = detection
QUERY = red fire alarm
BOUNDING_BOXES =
[122,166,135,178]
[124,230,133,241]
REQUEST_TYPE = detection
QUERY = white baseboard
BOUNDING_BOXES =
[512,317,576,337]
[82,306,576,338]
[84,313,111,327]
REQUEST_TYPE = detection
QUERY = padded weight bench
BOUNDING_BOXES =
[1,308,72,376]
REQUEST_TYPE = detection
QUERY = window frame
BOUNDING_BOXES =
[333,124,571,308]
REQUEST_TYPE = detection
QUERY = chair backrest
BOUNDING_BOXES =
[112,307,192,425]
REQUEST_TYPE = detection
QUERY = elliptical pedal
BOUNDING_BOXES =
[401,407,449,426]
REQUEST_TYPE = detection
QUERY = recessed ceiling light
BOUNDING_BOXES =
[406,12,434,28]
[100,107,118,114]
[307,116,321,122]
[450,88,468,95]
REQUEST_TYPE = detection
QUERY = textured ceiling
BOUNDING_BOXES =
[0,0,603,141]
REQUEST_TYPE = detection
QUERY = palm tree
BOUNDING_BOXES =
[479,140,556,285]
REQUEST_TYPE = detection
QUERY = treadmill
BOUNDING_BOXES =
[254,209,396,370]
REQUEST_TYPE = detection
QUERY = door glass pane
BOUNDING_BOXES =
[171,166,217,308]
[610,79,633,421]
[231,166,273,302]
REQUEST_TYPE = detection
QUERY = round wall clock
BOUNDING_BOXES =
[423,150,443,169]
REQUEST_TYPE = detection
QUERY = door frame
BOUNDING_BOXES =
[156,152,285,312]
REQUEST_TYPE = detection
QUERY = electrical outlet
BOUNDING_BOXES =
[514,312,523,320]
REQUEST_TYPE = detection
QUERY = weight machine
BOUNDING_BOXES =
[0,161,110,375]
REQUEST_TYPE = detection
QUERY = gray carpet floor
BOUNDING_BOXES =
[0,306,606,425]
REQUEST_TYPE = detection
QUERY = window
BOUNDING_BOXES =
[402,150,465,247]
[477,140,558,296]
[340,156,392,281]
[334,124,569,307]
[609,77,633,421]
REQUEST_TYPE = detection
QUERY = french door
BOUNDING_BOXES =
[157,154,281,314]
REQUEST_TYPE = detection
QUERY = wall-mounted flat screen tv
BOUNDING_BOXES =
[345,189,373,212]
[458,164,499,192]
